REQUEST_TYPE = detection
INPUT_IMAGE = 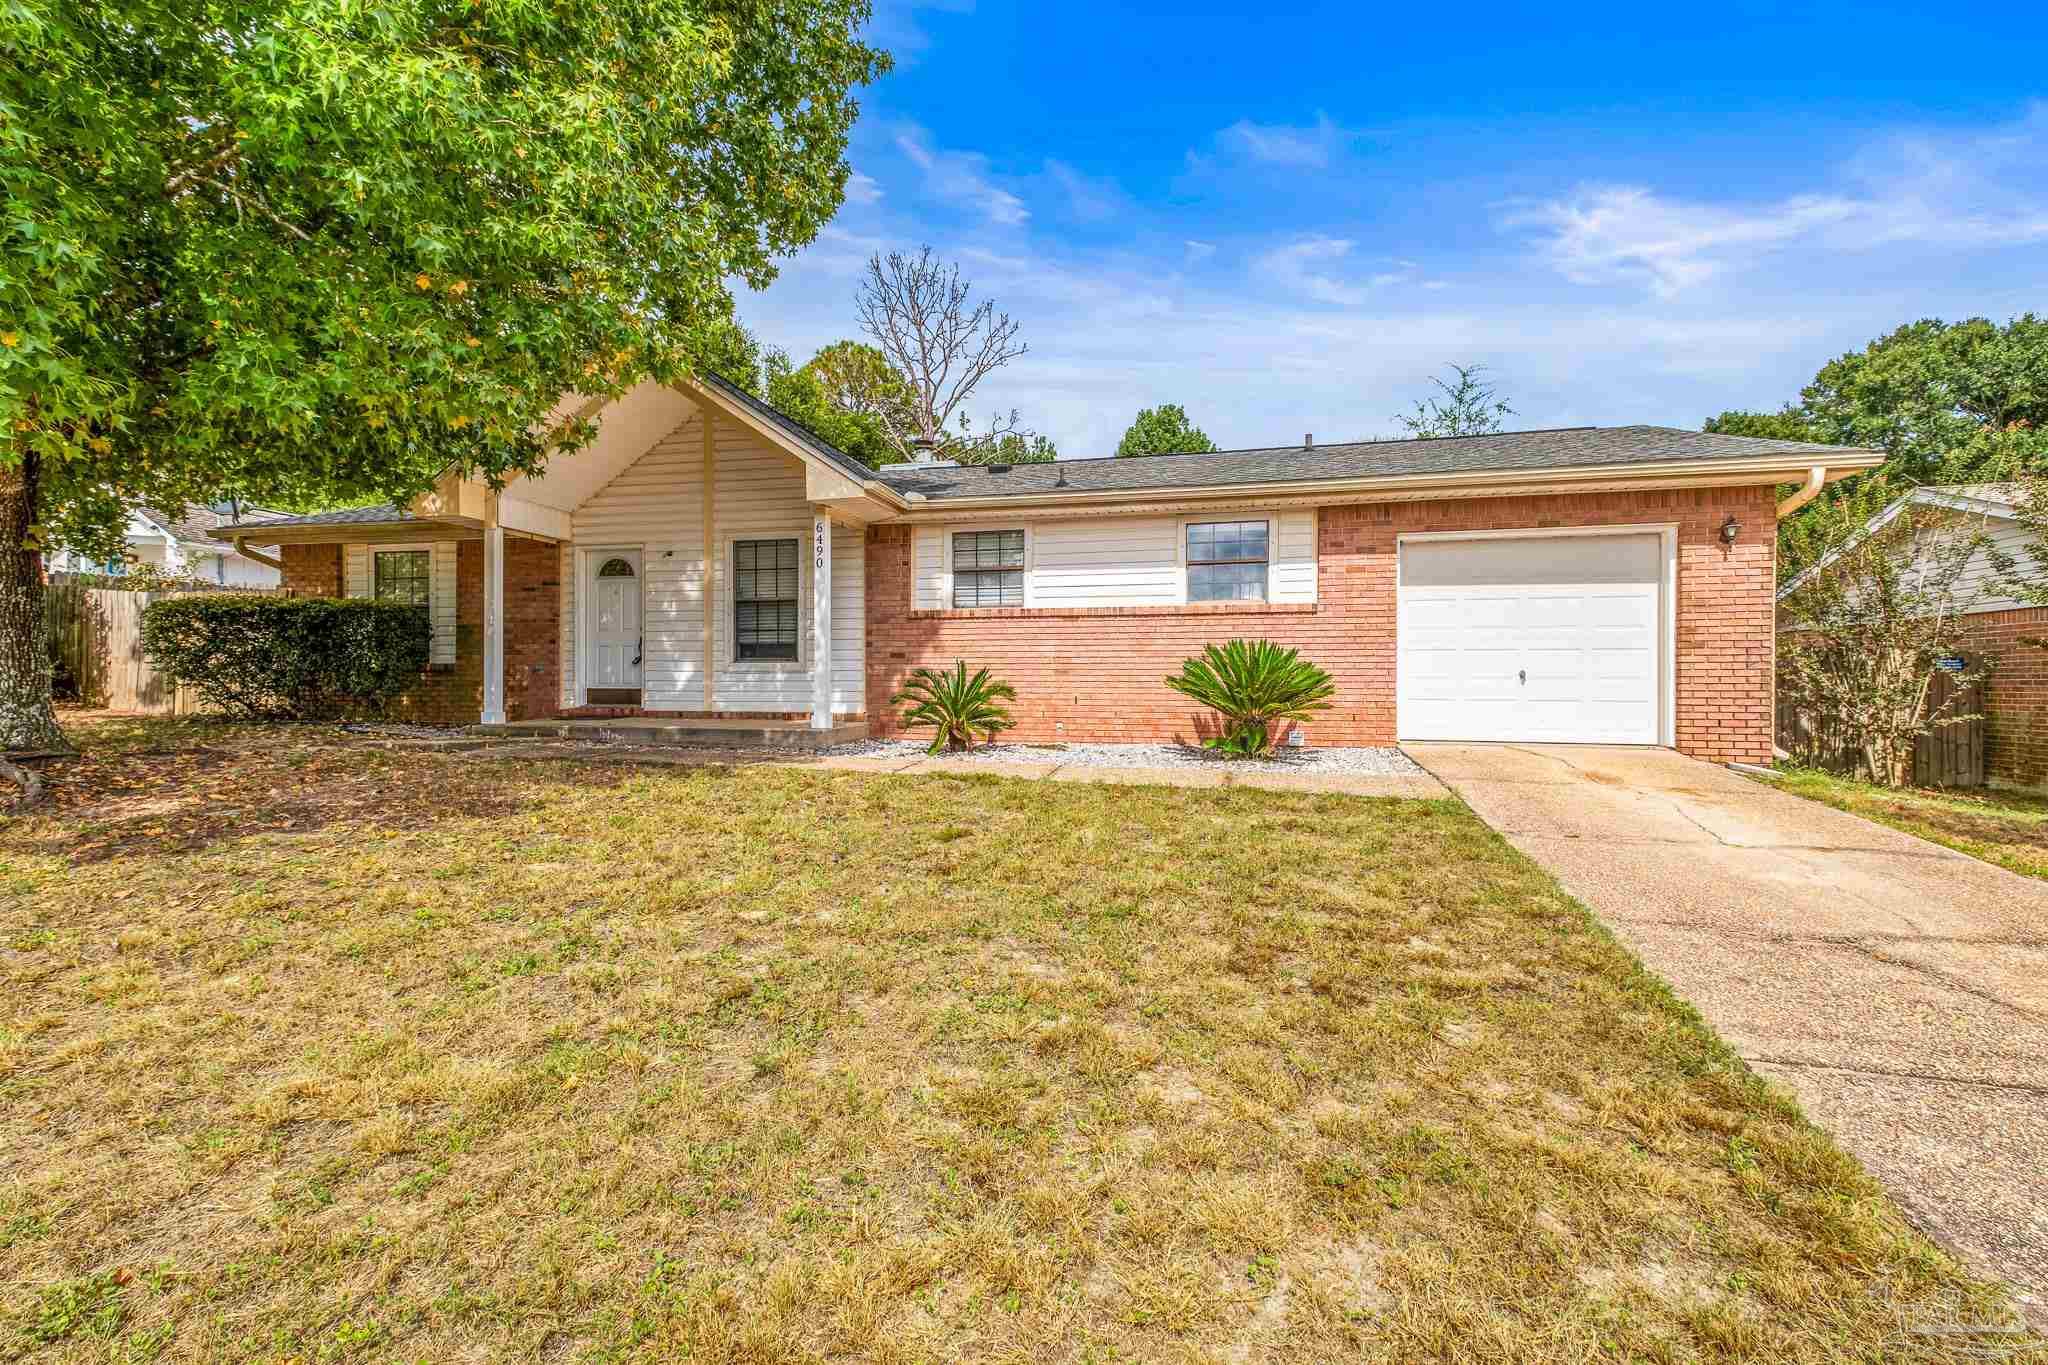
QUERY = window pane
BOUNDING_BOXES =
[953,529,1025,571]
[734,539,799,659]
[953,568,1023,608]
[1189,561,1267,602]
[374,551,430,606]
[1187,520,1270,566]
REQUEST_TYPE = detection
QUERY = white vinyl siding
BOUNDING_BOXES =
[911,508,1317,609]
[1270,510,1318,604]
[1951,518,2039,615]
[565,408,862,715]
[344,540,456,666]
[1035,518,1180,606]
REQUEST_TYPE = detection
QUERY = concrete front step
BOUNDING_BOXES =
[470,717,869,751]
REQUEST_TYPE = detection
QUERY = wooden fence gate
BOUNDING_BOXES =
[1774,662,1986,788]
[45,580,274,715]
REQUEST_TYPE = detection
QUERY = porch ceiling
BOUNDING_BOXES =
[503,382,699,514]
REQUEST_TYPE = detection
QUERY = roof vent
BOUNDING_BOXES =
[1304,433,1314,450]
[986,464,1012,474]
[1054,468,1069,488]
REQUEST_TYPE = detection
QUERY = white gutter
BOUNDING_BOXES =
[1774,465,1828,519]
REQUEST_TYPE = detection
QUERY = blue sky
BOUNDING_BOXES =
[736,1,2048,457]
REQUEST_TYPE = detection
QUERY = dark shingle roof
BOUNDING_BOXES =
[874,426,1869,501]
[697,370,883,488]
[229,409,1874,533]
[226,504,411,532]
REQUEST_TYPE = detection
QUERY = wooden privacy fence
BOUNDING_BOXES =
[45,580,275,715]
[1774,661,1986,788]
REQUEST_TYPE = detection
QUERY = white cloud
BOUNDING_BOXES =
[1510,106,2048,297]
[1210,113,1356,169]
[1043,159,1126,223]
[1254,239,1436,304]
[894,124,1027,225]
[843,170,883,207]
[1184,240,1216,262]
[1506,186,1860,297]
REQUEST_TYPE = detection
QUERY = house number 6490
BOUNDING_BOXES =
[814,521,826,569]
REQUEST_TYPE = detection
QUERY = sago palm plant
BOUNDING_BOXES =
[1164,639,1337,758]
[890,661,1018,753]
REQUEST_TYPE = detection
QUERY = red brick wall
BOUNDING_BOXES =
[865,486,1777,763]
[277,538,559,726]
[279,543,341,597]
[1954,606,2048,790]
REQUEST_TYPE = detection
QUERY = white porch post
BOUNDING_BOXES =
[810,510,832,730]
[481,522,507,726]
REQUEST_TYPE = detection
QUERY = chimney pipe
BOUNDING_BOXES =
[909,435,939,465]
[1303,433,1314,450]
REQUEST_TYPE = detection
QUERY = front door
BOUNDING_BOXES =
[588,551,643,695]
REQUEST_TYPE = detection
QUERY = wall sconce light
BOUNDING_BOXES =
[1719,515,1741,545]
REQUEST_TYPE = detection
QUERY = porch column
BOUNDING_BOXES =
[810,510,832,730]
[481,523,507,725]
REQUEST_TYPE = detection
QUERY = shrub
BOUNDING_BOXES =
[140,595,432,719]
[1165,639,1336,758]
[890,661,1017,753]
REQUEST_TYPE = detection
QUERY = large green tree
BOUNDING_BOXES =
[759,339,910,467]
[1706,315,2048,578]
[1115,403,1218,457]
[1,0,885,755]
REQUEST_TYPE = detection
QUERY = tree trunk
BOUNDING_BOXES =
[0,451,70,754]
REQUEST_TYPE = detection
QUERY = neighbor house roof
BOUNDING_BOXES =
[136,502,289,550]
[872,426,1867,502]
[1775,481,2032,601]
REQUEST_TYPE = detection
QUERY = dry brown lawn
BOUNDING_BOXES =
[0,714,2034,1362]
[1771,767,2048,883]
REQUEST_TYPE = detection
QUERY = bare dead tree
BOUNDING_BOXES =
[856,247,1031,461]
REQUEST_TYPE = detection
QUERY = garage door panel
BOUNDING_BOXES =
[1398,534,1663,745]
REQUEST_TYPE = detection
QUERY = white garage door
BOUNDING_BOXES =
[1398,533,1663,744]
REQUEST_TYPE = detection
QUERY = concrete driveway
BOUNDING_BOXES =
[1405,742,2048,1319]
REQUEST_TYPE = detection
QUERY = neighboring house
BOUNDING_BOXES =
[228,374,1880,761]
[50,502,286,587]
[1779,482,2047,790]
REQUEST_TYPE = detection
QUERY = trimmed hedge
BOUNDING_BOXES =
[140,595,433,719]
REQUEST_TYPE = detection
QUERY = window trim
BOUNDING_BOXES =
[1179,515,1273,604]
[371,547,433,606]
[948,526,1030,609]
[721,528,811,673]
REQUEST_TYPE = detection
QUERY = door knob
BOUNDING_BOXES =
[1518,669,1526,685]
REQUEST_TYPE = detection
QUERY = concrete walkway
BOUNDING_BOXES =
[1405,742,2048,1319]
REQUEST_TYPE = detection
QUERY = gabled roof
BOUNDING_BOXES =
[874,426,1868,502]
[693,370,883,490]
[229,385,1883,534]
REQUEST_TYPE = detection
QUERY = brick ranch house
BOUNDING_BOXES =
[1779,482,2047,790]
[227,375,1879,763]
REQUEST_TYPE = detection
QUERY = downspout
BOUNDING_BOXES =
[1768,465,1826,764]
[232,535,287,572]
[1775,465,1827,519]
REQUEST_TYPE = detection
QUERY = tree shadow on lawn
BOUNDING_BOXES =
[8,713,643,865]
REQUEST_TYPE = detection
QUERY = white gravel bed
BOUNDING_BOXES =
[824,738,1424,774]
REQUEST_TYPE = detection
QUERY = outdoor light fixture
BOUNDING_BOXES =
[1719,515,1741,545]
